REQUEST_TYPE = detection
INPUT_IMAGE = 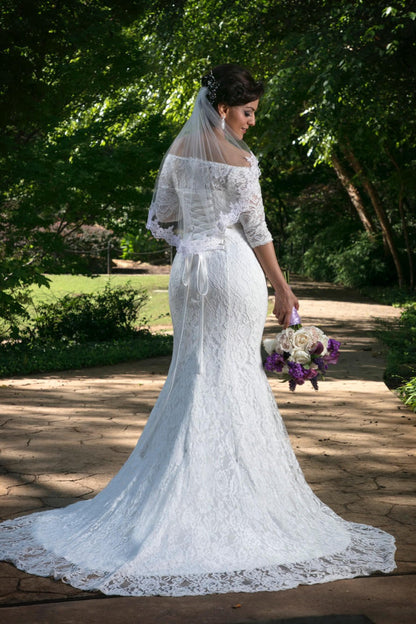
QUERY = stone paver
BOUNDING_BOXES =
[0,278,414,623]
[0,576,415,624]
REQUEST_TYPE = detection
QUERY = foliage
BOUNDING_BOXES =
[0,332,173,378]
[2,0,416,336]
[120,228,171,265]
[397,377,416,412]
[23,274,171,330]
[378,303,416,389]
[142,0,416,288]
[0,262,50,339]
[0,0,174,327]
[359,285,416,307]
[330,233,393,288]
[0,281,173,377]
[27,284,148,343]
[39,224,120,274]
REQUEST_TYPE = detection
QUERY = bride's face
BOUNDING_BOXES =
[220,100,259,140]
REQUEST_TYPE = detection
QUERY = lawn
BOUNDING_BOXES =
[29,274,171,328]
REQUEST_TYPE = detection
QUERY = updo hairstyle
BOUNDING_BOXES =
[201,64,264,109]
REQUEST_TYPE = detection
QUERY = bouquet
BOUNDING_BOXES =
[263,308,340,391]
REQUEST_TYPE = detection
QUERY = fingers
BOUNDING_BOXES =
[273,294,299,327]
[273,304,290,327]
[281,310,291,328]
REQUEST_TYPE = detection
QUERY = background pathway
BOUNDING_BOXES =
[0,278,415,623]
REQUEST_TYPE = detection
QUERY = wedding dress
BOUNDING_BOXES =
[0,153,396,597]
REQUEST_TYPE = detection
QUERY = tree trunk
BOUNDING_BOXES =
[386,147,414,290]
[331,152,375,236]
[342,145,405,287]
[402,199,415,290]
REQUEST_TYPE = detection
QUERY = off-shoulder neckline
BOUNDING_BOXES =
[166,153,256,169]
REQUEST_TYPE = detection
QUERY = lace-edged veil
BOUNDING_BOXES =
[147,86,254,255]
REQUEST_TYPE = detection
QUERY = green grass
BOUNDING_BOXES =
[29,274,171,328]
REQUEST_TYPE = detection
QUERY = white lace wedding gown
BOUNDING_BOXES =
[0,157,395,596]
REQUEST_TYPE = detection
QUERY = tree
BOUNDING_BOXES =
[2,0,415,331]
[140,0,416,286]
[0,0,173,328]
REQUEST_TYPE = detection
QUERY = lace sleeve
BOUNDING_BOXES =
[152,157,179,223]
[238,169,273,248]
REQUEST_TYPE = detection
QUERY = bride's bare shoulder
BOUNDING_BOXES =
[220,141,252,167]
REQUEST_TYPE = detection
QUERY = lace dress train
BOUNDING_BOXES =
[0,224,396,596]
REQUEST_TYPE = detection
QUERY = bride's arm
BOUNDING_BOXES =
[253,241,299,327]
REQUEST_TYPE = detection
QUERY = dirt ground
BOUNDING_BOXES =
[0,277,415,624]
[112,259,172,274]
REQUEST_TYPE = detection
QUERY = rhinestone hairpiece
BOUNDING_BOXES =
[206,70,220,104]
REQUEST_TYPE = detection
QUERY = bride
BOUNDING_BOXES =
[0,64,395,596]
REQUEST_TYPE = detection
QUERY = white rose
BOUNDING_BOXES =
[275,328,295,353]
[263,338,277,355]
[309,326,329,355]
[293,328,314,351]
[289,348,311,365]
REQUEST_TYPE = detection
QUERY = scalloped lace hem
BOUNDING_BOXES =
[0,519,396,597]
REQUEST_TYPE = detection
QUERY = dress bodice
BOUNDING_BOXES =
[147,154,272,254]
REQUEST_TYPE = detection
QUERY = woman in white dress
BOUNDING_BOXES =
[0,64,395,596]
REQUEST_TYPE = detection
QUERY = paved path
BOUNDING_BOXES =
[0,279,415,623]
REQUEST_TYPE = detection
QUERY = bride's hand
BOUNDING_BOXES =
[273,288,299,328]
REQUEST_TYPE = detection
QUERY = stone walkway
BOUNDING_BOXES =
[0,279,415,623]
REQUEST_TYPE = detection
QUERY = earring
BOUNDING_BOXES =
[221,117,225,130]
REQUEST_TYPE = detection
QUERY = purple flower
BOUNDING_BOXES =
[289,378,298,392]
[328,339,341,354]
[288,361,305,381]
[311,376,319,391]
[311,341,324,355]
[303,368,319,380]
[324,338,341,365]
[265,352,285,373]
[324,352,339,365]
[314,357,328,373]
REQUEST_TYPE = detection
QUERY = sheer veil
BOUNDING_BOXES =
[146,86,258,256]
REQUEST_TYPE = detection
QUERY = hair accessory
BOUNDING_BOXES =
[206,70,220,104]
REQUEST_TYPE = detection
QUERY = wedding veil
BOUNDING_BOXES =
[146,86,258,256]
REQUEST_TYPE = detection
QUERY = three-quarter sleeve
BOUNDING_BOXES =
[152,157,179,223]
[146,156,182,247]
[238,175,273,248]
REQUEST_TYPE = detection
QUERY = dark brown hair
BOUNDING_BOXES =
[201,64,264,108]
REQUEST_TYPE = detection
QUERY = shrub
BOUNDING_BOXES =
[331,232,393,288]
[398,377,416,412]
[0,283,173,377]
[295,219,358,283]
[378,302,416,389]
[29,284,148,343]
[0,333,173,377]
